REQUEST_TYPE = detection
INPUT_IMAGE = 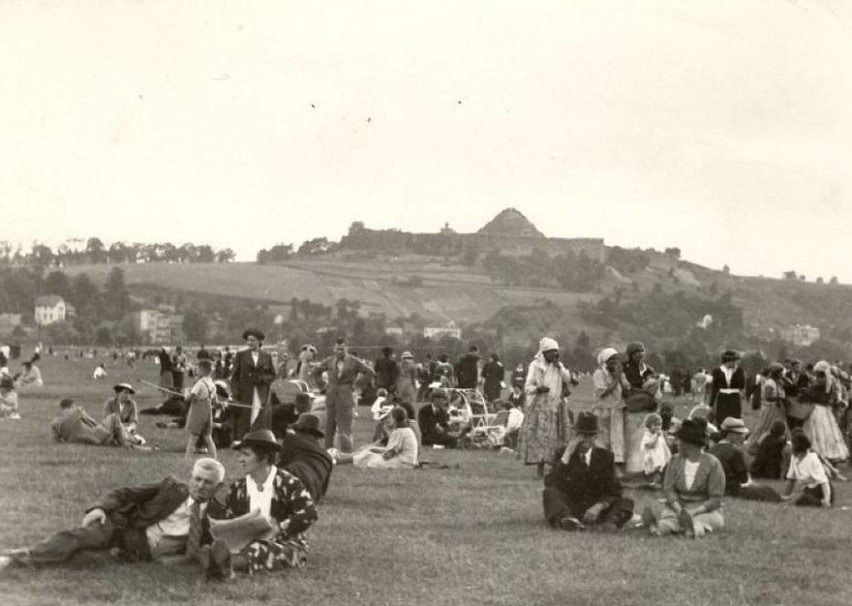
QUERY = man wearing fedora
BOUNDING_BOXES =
[312,338,375,454]
[230,328,276,441]
[418,387,468,449]
[709,417,781,502]
[0,458,226,572]
[543,411,635,532]
[279,413,334,503]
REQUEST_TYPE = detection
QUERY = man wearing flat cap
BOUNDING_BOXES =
[543,411,634,532]
[230,329,276,441]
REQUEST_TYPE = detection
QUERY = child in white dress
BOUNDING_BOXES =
[642,412,671,487]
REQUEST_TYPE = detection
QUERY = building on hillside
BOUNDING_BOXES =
[424,323,462,340]
[131,307,185,344]
[34,295,67,326]
[779,324,821,347]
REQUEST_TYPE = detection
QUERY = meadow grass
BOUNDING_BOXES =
[0,356,850,606]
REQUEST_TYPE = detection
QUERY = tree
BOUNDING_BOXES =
[722,265,730,275]
[30,244,55,268]
[103,267,131,321]
[829,276,839,285]
[664,247,681,259]
[196,245,215,263]
[216,248,236,263]
[44,320,80,344]
[44,271,73,301]
[86,238,106,264]
[816,276,824,284]
[783,271,797,280]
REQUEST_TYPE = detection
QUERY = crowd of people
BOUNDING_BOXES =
[0,331,849,583]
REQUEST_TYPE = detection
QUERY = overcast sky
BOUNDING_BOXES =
[3,1,851,282]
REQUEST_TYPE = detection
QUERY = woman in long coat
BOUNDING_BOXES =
[710,350,746,422]
[519,338,573,478]
[481,353,505,403]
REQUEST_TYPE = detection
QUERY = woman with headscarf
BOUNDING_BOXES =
[745,363,788,455]
[395,351,418,406]
[800,360,848,463]
[710,350,746,422]
[592,348,629,467]
[519,338,573,478]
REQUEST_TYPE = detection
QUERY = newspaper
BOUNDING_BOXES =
[209,510,276,553]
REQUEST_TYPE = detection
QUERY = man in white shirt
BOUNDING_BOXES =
[0,458,225,571]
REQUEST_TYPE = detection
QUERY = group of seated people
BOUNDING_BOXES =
[0,421,328,582]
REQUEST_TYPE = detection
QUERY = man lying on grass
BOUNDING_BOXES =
[50,398,152,451]
[0,458,226,572]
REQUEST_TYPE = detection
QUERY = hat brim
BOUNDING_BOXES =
[233,439,280,452]
[113,384,135,394]
[291,424,325,438]
[242,330,266,341]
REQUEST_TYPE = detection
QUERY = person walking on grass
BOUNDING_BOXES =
[185,359,218,460]
[0,458,225,572]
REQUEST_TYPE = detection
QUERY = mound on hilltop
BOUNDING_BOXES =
[477,208,544,238]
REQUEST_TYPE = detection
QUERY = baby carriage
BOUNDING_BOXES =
[447,388,496,447]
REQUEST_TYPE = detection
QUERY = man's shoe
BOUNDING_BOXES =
[558,516,584,532]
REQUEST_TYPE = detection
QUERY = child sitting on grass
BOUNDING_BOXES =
[642,412,671,488]
[0,376,20,419]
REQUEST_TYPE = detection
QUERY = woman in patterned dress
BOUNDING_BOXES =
[205,430,318,580]
[519,337,573,478]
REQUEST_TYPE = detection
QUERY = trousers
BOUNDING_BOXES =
[542,487,634,528]
[10,518,150,566]
[324,385,355,453]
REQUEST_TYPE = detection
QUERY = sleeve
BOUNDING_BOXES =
[593,369,608,397]
[358,357,376,378]
[663,456,679,504]
[90,478,170,514]
[597,453,623,506]
[277,474,318,536]
[806,453,829,485]
[229,353,242,400]
[786,458,797,481]
[731,448,750,485]
[543,459,568,490]
[103,398,114,419]
[706,457,726,498]
[127,401,139,425]
[385,429,403,453]
[524,363,538,398]
[189,379,204,399]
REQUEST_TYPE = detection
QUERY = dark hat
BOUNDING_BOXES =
[234,429,280,452]
[721,350,740,362]
[575,411,598,435]
[59,398,75,409]
[290,413,324,438]
[675,419,706,447]
[113,383,135,394]
[242,328,266,341]
[626,342,645,357]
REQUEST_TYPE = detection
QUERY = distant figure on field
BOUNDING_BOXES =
[93,363,107,380]
[17,361,43,388]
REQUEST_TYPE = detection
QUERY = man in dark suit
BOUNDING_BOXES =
[229,328,277,440]
[0,458,225,570]
[455,346,480,389]
[278,413,334,503]
[543,412,634,532]
[374,347,399,395]
[417,388,467,448]
[312,338,375,453]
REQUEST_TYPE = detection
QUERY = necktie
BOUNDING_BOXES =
[186,501,202,560]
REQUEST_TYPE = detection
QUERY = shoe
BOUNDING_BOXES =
[9,413,20,420]
[0,555,14,573]
[678,509,695,538]
[558,516,584,532]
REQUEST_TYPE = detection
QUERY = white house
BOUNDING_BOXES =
[424,323,462,340]
[34,295,67,326]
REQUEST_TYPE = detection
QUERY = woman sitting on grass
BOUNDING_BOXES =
[641,419,726,539]
[334,406,419,469]
[781,431,833,508]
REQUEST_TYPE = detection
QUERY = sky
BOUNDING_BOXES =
[2,0,852,282]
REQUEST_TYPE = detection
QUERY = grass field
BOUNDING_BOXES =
[1,356,851,606]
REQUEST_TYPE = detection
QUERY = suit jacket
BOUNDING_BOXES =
[89,475,216,560]
[544,447,623,510]
[417,404,450,444]
[230,349,276,405]
[313,355,375,407]
[50,409,105,444]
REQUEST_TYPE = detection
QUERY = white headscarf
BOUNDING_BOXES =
[814,360,834,394]
[537,337,559,356]
[597,347,619,368]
